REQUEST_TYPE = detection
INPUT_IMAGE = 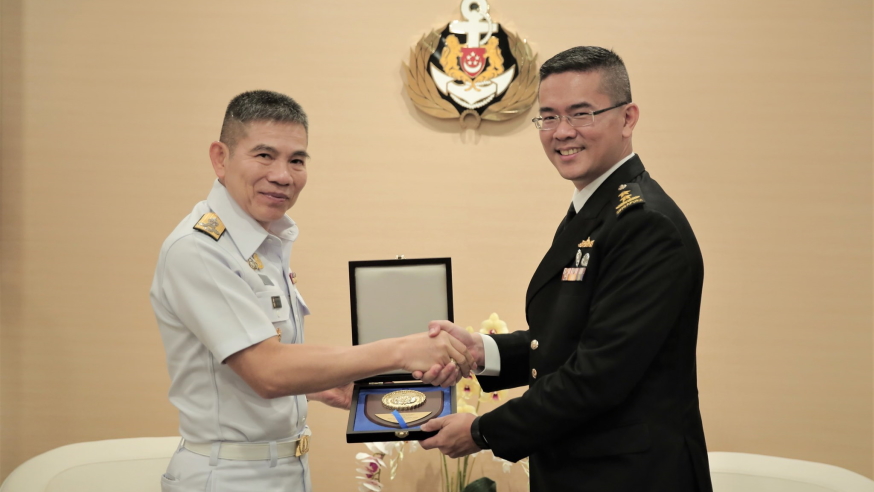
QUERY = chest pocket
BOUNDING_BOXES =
[256,289,291,323]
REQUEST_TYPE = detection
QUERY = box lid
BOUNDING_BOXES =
[349,257,453,381]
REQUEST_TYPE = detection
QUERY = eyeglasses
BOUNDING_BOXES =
[531,102,631,131]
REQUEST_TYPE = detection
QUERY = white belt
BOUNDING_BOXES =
[183,436,310,461]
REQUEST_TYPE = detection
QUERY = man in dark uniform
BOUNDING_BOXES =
[419,46,713,491]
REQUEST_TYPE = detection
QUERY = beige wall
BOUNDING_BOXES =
[1,0,871,489]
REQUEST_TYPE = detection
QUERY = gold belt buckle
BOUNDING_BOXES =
[295,435,309,457]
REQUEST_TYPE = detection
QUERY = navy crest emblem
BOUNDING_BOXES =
[404,0,538,129]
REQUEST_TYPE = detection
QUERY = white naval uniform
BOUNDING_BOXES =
[150,180,311,492]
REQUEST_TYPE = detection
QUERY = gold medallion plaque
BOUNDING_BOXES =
[381,390,427,411]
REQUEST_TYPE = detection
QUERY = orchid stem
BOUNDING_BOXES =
[441,455,450,492]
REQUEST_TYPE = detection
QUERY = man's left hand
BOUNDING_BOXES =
[306,383,353,409]
[419,413,480,458]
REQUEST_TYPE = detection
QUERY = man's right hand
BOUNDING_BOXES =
[413,320,485,383]
[398,331,474,387]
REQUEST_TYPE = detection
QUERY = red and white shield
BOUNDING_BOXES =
[460,47,487,78]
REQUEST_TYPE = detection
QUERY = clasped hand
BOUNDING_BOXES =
[412,320,485,387]
[414,321,486,459]
[402,328,475,387]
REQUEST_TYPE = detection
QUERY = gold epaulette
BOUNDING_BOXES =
[193,212,226,241]
[614,183,646,218]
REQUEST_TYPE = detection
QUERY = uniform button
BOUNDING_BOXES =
[530,339,539,350]
[531,368,537,378]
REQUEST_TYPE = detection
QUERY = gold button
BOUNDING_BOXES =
[531,368,537,378]
[530,339,539,350]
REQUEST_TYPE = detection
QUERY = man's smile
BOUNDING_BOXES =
[259,191,289,203]
[558,147,583,156]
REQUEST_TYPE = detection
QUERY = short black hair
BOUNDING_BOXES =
[219,90,308,152]
[539,46,632,105]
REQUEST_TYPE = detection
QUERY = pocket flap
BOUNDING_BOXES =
[295,289,311,316]
[256,290,290,323]
[565,422,651,458]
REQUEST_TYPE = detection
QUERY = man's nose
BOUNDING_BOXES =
[553,116,577,139]
[267,162,292,185]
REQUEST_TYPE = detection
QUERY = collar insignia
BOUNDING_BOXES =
[193,213,225,241]
[247,253,264,271]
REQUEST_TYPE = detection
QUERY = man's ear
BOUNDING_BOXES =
[209,141,230,181]
[622,103,640,138]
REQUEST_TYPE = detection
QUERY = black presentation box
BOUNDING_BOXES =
[345,257,457,443]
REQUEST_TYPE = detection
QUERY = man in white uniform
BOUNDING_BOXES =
[151,90,473,492]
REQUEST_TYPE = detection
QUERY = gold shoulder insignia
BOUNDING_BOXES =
[193,213,226,241]
[614,183,646,218]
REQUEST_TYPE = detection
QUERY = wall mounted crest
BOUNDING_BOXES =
[404,0,537,129]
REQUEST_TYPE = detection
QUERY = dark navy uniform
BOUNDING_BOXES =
[478,155,712,492]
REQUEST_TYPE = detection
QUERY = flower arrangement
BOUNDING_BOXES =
[355,314,529,492]
[355,440,418,492]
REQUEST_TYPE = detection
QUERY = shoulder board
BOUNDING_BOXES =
[614,183,646,218]
[193,212,226,241]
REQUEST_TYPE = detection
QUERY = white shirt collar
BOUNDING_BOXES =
[571,153,636,213]
[206,180,298,259]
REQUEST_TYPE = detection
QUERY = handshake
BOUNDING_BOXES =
[403,320,486,387]
[398,320,488,458]
[306,320,485,408]
[310,320,488,458]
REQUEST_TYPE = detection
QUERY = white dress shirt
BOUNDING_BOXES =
[151,180,310,444]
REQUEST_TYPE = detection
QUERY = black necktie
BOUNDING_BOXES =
[565,202,577,222]
[554,202,577,240]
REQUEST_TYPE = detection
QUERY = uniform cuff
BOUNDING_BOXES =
[475,334,501,376]
[470,416,490,450]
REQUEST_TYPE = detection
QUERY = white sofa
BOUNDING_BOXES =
[0,437,179,492]
[709,452,874,492]
[3,440,874,491]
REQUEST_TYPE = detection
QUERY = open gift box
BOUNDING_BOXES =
[345,257,457,443]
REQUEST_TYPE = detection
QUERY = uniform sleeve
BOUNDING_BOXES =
[478,330,531,392]
[480,209,695,461]
[160,235,277,362]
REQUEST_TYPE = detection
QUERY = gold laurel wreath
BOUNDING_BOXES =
[403,28,460,120]
[481,30,538,122]
[403,27,538,125]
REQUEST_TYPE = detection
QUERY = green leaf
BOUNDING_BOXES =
[461,477,496,492]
